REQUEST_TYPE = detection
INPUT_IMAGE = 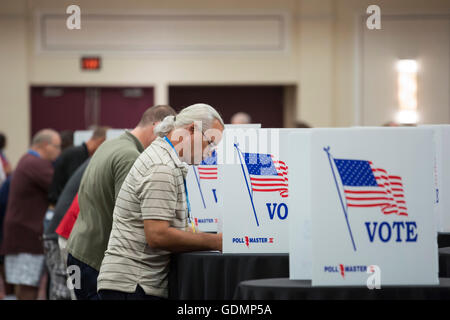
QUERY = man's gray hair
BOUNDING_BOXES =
[154,103,224,137]
[31,129,59,146]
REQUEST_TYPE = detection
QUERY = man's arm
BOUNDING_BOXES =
[138,164,222,252]
[144,219,222,252]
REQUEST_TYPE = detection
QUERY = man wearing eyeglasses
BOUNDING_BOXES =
[1,129,61,300]
[97,103,223,300]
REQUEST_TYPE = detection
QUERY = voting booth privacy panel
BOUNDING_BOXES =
[73,129,127,145]
[289,128,439,286]
[106,129,127,140]
[186,158,220,232]
[186,124,261,233]
[420,125,450,234]
[218,128,294,253]
[74,130,93,145]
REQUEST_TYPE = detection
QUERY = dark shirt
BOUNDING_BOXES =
[2,153,53,255]
[48,143,89,205]
[0,175,12,251]
[44,159,90,240]
[67,131,144,271]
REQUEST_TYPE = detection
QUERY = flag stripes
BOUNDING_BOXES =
[334,159,408,216]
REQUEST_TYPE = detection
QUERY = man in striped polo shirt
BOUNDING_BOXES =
[97,103,224,300]
[66,105,176,300]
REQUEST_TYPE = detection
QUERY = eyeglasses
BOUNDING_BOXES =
[201,131,217,150]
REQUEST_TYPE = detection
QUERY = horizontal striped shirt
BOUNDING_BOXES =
[97,137,188,298]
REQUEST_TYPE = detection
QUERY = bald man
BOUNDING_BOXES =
[230,112,252,125]
[2,129,61,300]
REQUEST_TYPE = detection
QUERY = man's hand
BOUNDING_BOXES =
[144,219,223,253]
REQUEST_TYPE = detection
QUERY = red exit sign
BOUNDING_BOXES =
[81,57,101,70]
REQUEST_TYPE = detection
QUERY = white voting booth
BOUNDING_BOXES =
[186,124,261,233]
[107,129,127,140]
[420,125,450,234]
[73,130,93,146]
[288,127,439,286]
[73,129,127,146]
[185,159,220,232]
[219,128,294,253]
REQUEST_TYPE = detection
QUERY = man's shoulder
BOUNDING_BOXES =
[84,139,139,182]
[54,145,87,169]
[91,136,138,164]
[11,155,50,184]
[103,134,140,154]
[61,144,86,157]
[135,162,178,184]
[18,153,49,169]
[135,143,175,171]
[143,139,172,161]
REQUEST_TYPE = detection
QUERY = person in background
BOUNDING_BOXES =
[0,133,12,185]
[382,121,399,127]
[47,126,107,208]
[0,133,13,299]
[43,158,90,300]
[382,121,416,127]
[230,112,252,125]
[54,192,81,299]
[42,128,107,301]
[0,158,5,188]
[0,175,13,299]
[59,130,74,152]
[66,105,176,300]
[97,103,224,300]
[2,129,61,300]
[295,121,311,128]
[56,193,81,266]
[43,127,106,300]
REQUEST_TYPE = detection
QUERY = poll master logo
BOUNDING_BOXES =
[232,236,275,248]
[324,264,368,278]
[323,264,382,289]
[194,218,218,227]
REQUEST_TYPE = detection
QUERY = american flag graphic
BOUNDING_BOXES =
[197,151,217,180]
[243,152,288,198]
[334,159,408,216]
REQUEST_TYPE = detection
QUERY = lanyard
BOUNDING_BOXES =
[163,136,193,227]
[28,149,40,158]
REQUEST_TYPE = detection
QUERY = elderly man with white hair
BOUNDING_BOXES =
[97,103,224,300]
[66,104,176,300]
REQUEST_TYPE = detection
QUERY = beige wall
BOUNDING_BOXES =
[300,0,450,128]
[333,0,450,127]
[0,1,29,166]
[0,0,449,165]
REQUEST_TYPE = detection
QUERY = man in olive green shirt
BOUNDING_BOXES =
[66,105,176,300]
